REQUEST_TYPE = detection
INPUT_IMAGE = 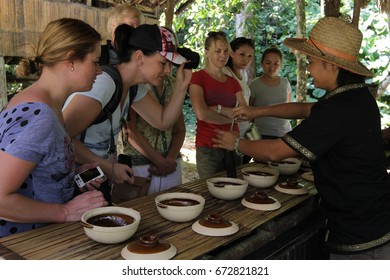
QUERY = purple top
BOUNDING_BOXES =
[0,102,75,237]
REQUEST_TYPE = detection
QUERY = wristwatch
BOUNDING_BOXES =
[217,104,222,114]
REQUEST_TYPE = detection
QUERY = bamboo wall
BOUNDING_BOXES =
[0,0,158,109]
[0,0,157,57]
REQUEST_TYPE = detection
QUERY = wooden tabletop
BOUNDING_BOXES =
[0,163,316,260]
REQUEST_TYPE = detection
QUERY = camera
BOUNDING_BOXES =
[118,154,132,168]
[74,166,104,188]
[177,47,200,69]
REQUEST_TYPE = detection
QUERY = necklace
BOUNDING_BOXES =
[322,83,367,101]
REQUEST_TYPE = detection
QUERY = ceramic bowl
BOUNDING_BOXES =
[155,192,205,222]
[241,166,279,188]
[301,171,314,182]
[268,157,302,175]
[241,191,281,211]
[206,177,248,200]
[81,206,140,244]
[121,234,177,260]
[192,213,239,236]
[275,178,309,195]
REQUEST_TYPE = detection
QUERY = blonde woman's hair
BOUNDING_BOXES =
[16,18,101,77]
[107,4,144,35]
[204,31,230,67]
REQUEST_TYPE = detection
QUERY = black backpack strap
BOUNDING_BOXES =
[92,65,123,125]
[79,65,122,143]
[98,40,120,66]
[126,84,138,121]
[99,44,110,66]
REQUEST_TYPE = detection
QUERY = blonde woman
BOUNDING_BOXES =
[107,3,144,37]
[101,3,144,65]
[0,18,107,237]
[189,31,245,178]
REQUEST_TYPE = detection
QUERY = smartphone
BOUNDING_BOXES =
[74,166,104,188]
[177,47,200,69]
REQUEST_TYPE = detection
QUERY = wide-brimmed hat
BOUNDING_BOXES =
[283,17,373,77]
[128,24,187,65]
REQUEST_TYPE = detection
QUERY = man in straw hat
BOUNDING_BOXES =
[212,17,390,260]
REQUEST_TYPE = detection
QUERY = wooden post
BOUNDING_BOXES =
[0,56,7,110]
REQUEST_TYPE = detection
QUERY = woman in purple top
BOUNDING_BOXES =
[0,18,108,237]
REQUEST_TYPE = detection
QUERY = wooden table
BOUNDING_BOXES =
[0,163,317,260]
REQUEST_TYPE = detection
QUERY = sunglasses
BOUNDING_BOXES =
[208,31,227,38]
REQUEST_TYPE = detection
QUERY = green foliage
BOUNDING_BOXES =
[5,64,24,100]
[182,96,197,134]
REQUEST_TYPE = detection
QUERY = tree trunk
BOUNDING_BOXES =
[295,0,307,102]
[323,0,340,17]
[352,0,361,26]
[377,75,390,98]
[164,0,175,29]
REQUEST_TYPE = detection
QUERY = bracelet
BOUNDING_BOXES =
[234,136,244,156]
[217,104,222,114]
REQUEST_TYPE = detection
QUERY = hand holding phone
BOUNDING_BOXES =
[74,166,105,189]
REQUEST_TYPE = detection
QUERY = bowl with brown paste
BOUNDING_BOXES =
[268,157,302,175]
[155,192,205,222]
[81,206,140,244]
[206,177,248,200]
[242,166,279,188]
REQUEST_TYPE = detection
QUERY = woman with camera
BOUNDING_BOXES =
[62,24,192,195]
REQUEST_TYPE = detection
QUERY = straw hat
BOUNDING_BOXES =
[283,17,373,77]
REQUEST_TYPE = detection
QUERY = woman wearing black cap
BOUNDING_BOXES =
[213,17,390,259]
[63,24,192,190]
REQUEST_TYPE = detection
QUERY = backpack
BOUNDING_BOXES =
[79,65,137,142]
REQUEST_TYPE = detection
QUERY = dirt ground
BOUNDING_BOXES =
[180,134,199,183]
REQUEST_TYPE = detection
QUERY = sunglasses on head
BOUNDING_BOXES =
[208,31,227,38]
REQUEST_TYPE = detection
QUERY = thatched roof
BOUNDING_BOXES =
[0,0,159,57]
[1,0,388,57]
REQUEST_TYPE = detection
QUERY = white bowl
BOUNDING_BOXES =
[206,177,248,200]
[268,157,302,175]
[155,192,205,222]
[192,214,239,236]
[241,166,279,188]
[241,191,281,211]
[121,235,177,260]
[81,206,140,244]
